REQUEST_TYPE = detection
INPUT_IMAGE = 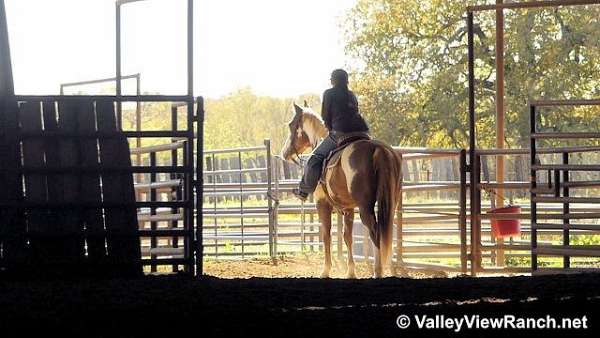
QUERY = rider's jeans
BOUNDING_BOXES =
[298,133,338,194]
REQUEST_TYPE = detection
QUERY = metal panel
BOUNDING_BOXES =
[530,101,600,273]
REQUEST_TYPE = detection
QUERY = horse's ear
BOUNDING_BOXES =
[303,100,309,108]
[293,102,303,115]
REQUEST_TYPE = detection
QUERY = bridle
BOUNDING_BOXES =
[287,103,321,167]
[289,129,307,166]
[289,116,319,167]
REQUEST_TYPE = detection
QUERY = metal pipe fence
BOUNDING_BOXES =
[466,0,600,277]
[202,140,277,259]
[198,142,600,277]
[529,100,600,275]
[198,145,471,274]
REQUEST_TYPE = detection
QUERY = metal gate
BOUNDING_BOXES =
[530,99,600,275]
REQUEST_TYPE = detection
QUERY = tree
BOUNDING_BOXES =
[343,0,600,149]
[204,88,321,154]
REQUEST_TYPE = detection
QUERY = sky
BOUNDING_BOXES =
[5,0,357,99]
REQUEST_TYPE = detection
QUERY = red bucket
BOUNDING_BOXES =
[488,205,521,238]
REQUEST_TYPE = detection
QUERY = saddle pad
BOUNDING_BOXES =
[326,149,344,170]
[320,134,371,182]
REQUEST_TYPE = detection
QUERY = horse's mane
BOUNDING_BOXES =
[287,106,323,126]
[302,107,323,123]
[301,107,327,143]
[287,105,326,143]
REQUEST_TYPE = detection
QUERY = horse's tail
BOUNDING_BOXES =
[373,145,402,268]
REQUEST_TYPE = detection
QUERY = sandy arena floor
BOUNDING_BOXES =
[204,254,454,279]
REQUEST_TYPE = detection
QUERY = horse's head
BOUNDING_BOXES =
[281,102,317,164]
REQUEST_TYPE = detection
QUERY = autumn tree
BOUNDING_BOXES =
[344,0,600,148]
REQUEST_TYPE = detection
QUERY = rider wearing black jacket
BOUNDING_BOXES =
[293,69,370,201]
[322,85,369,134]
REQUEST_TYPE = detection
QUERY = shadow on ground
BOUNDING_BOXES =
[0,273,598,337]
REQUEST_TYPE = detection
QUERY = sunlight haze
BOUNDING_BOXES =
[5,0,357,98]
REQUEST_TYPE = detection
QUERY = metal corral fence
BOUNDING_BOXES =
[198,141,471,274]
[198,140,600,276]
[528,99,600,275]
[400,145,600,275]
[130,102,194,273]
[466,1,600,276]
[394,148,468,274]
[202,141,276,259]
[469,147,600,276]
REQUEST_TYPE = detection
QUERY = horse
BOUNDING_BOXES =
[281,103,402,278]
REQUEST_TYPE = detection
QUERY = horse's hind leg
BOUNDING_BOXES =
[343,209,356,279]
[317,199,333,278]
[358,207,382,278]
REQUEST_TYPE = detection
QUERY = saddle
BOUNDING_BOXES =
[320,133,371,183]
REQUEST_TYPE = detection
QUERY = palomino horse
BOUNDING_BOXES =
[282,103,402,278]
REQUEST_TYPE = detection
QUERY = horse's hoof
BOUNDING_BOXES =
[346,272,357,279]
[320,272,330,278]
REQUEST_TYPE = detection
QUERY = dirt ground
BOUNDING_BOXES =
[204,254,449,279]
[1,271,599,337]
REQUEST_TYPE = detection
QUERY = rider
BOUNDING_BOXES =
[292,69,370,201]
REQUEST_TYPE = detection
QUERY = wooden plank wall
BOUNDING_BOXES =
[0,98,142,277]
[41,101,62,267]
[20,101,50,268]
[0,100,26,272]
[77,100,105,263]
[96,100,141,276]
[57,100,85,266]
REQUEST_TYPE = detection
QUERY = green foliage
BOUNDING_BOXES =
[118,88,321,155]
[571,235,600,246]
[203,87,320,153]
[343,0,600,148]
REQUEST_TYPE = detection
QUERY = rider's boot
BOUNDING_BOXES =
[292,188,308,202]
